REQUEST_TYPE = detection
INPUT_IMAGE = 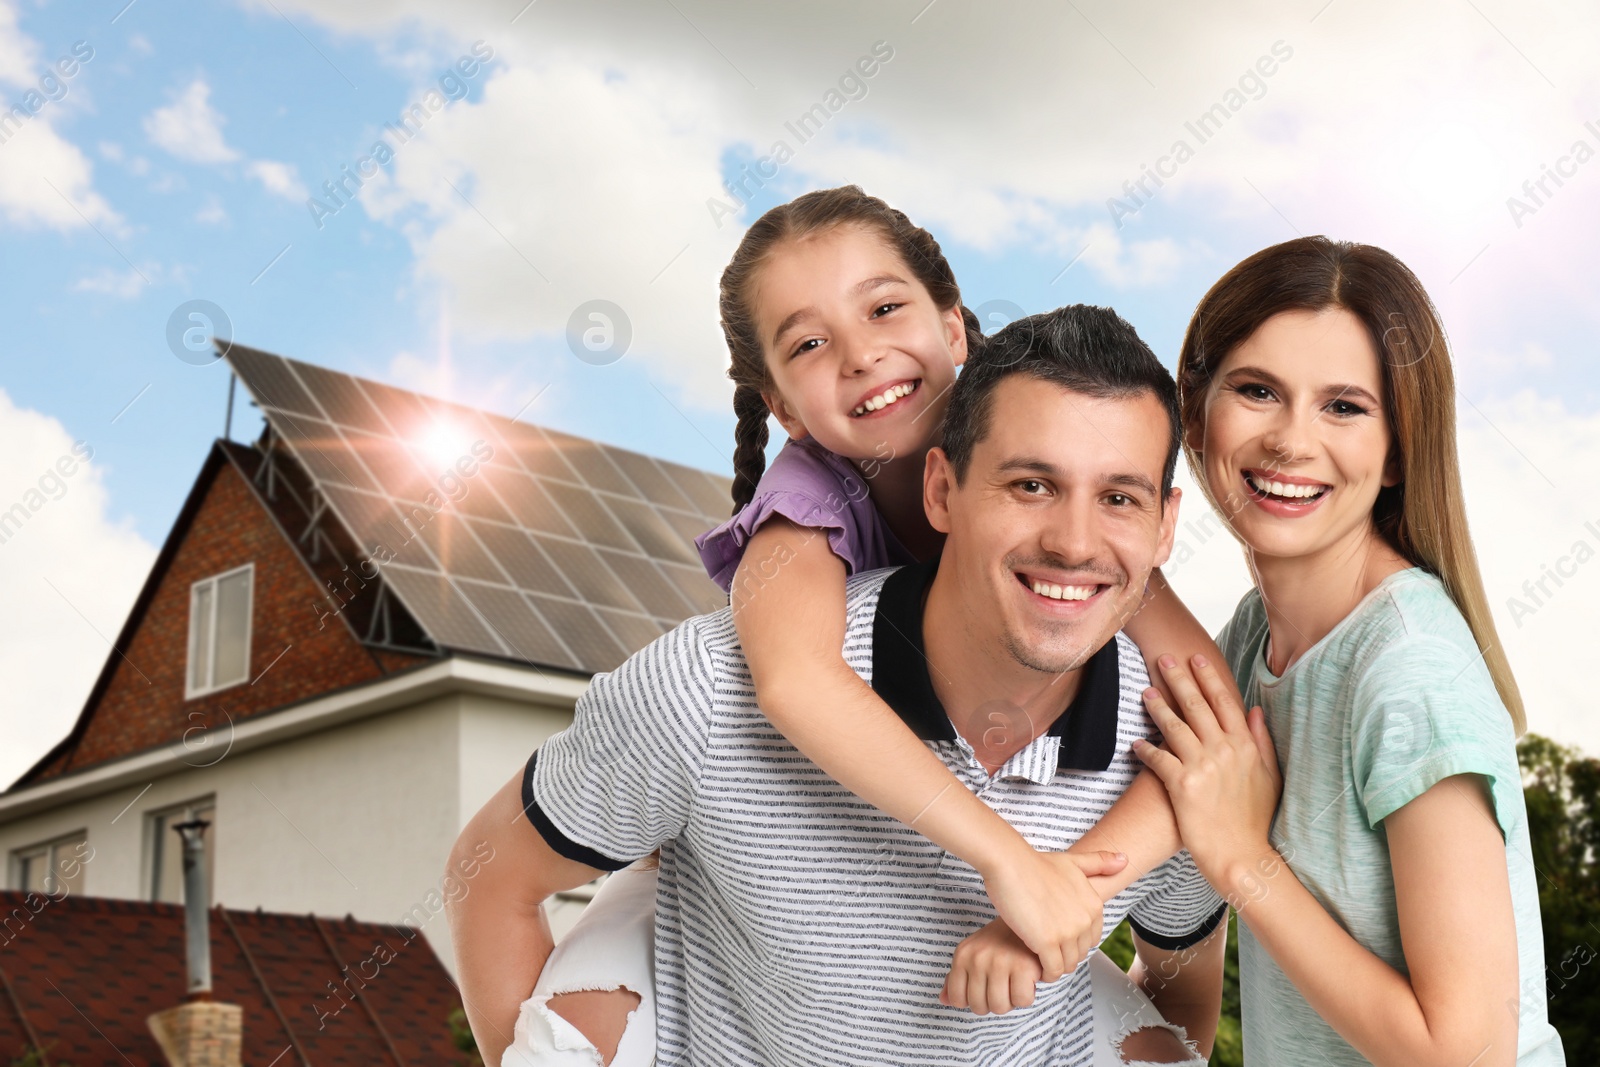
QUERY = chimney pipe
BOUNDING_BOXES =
[172,819,212,999]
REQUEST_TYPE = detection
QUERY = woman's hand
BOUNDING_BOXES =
[979,848,1127,985]
[1131,655,1282,886]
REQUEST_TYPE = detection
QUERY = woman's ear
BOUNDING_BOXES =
[946,305,968,368]
[762,390,810,442]
[1182,415,1205,457]
[1382,446,1403,488]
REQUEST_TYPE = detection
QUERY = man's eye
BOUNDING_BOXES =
[1017,479,1046,494]
[1106,493,1132,507]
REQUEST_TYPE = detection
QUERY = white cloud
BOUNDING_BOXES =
[0,2,118,231]
[71,265,153,298]
[1162,392,1600,758]
[246,158,308,201]
[143,78,240,164]
[0,389,157,790]
[195,193,229,225]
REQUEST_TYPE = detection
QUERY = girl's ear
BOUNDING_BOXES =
[762,390,810,442]
[946,305,968,368]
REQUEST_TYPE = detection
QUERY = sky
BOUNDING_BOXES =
[1,0,1598,786]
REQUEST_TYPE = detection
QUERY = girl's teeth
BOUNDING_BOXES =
[1029,580,1095,601]
[853,381,916,416]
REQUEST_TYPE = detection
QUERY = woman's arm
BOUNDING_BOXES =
[733,517,1122,980]
[1122,567,1240,707]
[1222,775,1519,1067]
[1135,657,1520,1067]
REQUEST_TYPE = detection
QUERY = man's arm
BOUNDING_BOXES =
[1127,916,1227,1059]
[444,769,605,1067]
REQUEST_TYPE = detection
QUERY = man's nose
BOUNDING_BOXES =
[1038,496,1100,564]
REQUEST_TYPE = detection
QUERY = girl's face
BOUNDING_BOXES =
[752,224,967,463]
[1194,307,1399,566]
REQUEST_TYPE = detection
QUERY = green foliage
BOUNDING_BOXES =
[9,1044,68,1067]
[1518,733,1600,1059]
[447,1006,484,1067]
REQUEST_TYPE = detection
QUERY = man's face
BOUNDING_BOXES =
[926,375,1179,675]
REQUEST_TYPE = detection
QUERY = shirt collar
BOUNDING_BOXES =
[870,556,1122,773]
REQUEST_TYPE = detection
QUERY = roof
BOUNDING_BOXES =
[224,343,733,675]
[0,891,468,1066]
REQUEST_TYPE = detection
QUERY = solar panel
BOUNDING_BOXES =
[226,344,735,675]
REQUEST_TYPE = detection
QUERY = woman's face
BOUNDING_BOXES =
[751,223,966,464]
[1194,307,1398,566]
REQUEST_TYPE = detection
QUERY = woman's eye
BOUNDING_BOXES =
[1328,399,1368,417]
[1236,383,1273,401]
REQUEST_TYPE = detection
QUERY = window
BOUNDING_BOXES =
[147,799,216,905]
[186,564,253,698]
[9,831,89,896]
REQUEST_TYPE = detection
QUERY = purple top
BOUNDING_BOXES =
[694,435,918,593]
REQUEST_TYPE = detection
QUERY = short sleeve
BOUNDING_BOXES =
[1350,634,1522,837]
[523,619,715,868]
[693,437,910,592]
[1126,850,1228,950]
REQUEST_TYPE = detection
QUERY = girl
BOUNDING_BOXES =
[1125,237,1566,1064]
[514,186,1228,1066]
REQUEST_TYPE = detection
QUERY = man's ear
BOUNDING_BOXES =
[945,305,968,369]
[923,446,955,534]
[762,390,810,442]
[1153,487,1181,568]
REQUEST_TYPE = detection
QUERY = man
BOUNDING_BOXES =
[447,305,1226,1066]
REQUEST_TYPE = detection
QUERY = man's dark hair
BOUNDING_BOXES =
[941,304,1182,497]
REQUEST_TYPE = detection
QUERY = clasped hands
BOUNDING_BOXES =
[940,654,1280,1015]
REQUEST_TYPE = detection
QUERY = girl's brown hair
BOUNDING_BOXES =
[1177,236,1526,733]
[719,185,983,513]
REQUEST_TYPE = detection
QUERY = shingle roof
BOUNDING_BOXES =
[0,891,467,1066]
[224,344,734,676]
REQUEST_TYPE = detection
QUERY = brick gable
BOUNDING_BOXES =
[23,446,429,785]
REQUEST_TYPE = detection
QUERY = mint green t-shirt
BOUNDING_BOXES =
[1217,569,1565,1065]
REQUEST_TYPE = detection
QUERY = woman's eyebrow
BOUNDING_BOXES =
[1222,365,1380,406]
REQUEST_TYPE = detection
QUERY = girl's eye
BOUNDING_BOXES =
[871,302,902,318]
[792,338,823,358]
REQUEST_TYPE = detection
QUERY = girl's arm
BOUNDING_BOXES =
[733,517,1123,980]
[1067,568,1242,897]
[1135,657,1520,1067]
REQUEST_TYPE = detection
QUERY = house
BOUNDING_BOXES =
[0,343,734,993]
[0,890,471,1066]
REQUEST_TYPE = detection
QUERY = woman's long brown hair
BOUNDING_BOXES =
[1177,236,1526,733]
[718,185,983,513]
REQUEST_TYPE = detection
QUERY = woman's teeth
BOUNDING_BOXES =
[1030,580,1096,601]
[1248,472,1328,500]
[852,381,917,416]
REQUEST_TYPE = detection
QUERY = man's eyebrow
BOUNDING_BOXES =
[995,458,1158,498]
[769,275,910,349]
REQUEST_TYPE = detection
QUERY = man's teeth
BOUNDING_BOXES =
[1030,580,1096,601]
[852,381,916,416]
[1248,472,1327,499]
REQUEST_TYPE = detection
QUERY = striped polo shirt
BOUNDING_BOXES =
[524,559,1226,1067]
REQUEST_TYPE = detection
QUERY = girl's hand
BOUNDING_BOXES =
[1132,655,1282,886]
[980,849,1127,984]
[940,916,1045,1015]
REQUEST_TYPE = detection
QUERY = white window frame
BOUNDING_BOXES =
[8,830,89,895]
[144,796,216,904]
[185,563,254,699]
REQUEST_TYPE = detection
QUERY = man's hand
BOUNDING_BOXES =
[975,849,1127,985]
[940,916,1044,1015]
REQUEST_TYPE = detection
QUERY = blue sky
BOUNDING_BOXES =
[2,0,1598,773]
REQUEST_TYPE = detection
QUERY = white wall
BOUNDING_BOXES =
[0,685,578,975]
